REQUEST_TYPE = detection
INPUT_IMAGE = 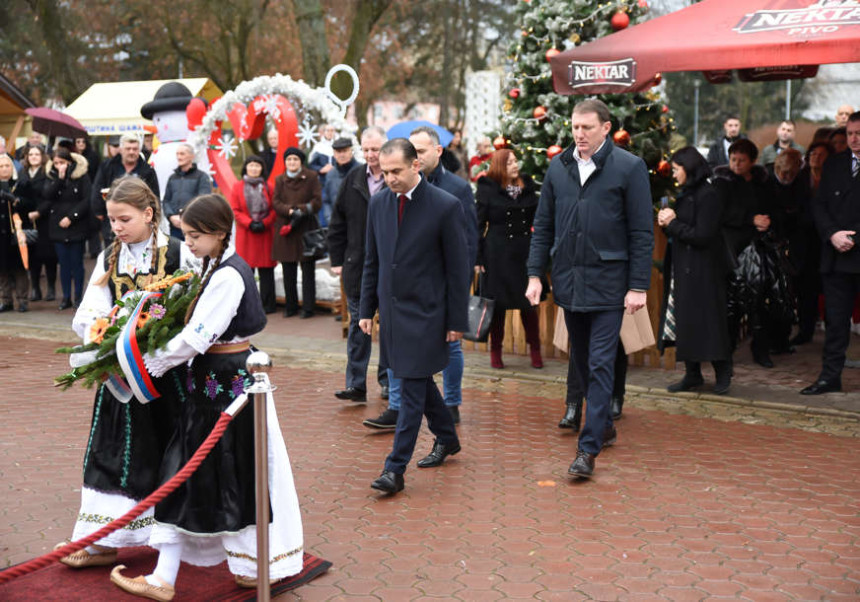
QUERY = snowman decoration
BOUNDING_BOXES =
[140,82,211,201]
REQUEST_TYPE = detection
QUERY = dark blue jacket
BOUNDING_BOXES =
[162,164,212,219]
[360,177,470,378]
[527,140,653,311]
[427,162,478,268]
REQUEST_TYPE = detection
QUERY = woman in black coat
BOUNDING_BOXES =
[475,149,543,369]
[0,154,30,312]
[43,147,91,309]
[657,147,732,394]
[16,145,56,302]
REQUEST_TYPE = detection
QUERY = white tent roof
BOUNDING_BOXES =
[65,78,222,136]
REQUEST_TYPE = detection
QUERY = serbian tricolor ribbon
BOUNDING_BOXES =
[116,291,163,403]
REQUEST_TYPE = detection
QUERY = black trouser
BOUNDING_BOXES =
[819,272,860,383]
[28,246,57,295]
[281,259,315,313]
[257,267,276,313]
[794,268,822,341]
[566,343,627,404]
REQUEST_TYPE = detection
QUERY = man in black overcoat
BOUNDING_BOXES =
[359,139,470,494]
[803,112,860,395]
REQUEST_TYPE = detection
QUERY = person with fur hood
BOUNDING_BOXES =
[43,146,91,309]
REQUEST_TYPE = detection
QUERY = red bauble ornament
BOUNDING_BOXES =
[611,10,630,31]
[545,48,560,62]
[509,88,521,99]
[493,135,507,150]
[546,145,563,160]
[638,0,649,9]
[657,159,671,178]
[661,104,669,113]
[613,129,630,147]
[653,72,663,85]
[533,105,547,121]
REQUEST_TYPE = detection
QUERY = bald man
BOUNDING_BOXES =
[836,105,855,128]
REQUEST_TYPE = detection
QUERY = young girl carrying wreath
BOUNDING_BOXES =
[57,177,193,569]
[111,193,304,601]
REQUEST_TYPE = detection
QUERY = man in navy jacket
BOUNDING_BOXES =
[526,99,653,479]
[359,138,470,494]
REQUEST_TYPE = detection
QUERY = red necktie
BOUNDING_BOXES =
[398,194,407,224]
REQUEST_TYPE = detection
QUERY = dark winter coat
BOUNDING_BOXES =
[15,167,54,256]
[44,153,92,244]
[789,167,822,277]
[527,140,654,311]
[713,164,775,259]
[706,134,746,169]
[359,178,470,378]
[327,163,380,299]
[230,178,277,269]
[0,179,26,272]
[659,178,731,362]
[271,166,322,263]
[162,164,212,219]
[811,149,860,274]
[476,174,541,310]
[427,162,478,267]
[323,157,358,210]
[90,154,159,220]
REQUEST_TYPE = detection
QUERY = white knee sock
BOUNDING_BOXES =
[146,542,182,587]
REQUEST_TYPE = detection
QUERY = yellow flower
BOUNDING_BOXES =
[89,318,110,344]
[136,311,151,329]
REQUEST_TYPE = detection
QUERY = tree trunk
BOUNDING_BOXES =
[290,0,331,86]
[335,0,392,102]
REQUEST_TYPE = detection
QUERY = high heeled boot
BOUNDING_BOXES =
[529,345,544,369]
[490,347,504,369]
[558,396,583,431]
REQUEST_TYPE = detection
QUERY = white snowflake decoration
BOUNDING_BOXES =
[297,117,318,149]
[215,136,238,160]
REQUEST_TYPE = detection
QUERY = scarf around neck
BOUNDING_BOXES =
[243,176,269,221]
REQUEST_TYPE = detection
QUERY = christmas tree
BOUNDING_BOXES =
[499,0,675,199]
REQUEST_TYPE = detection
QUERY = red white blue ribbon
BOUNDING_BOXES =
[116,291,163,403]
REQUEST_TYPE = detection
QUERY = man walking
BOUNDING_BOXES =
[328,127,389,403]
[802,111,860,395]
[363,126,477,429]
[360,139,470,494]
[526,99,653,479]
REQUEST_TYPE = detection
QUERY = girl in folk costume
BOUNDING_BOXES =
[111,194,303,601]
[56,177,194,567]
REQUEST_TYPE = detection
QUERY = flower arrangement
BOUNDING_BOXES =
[55,270,201,390]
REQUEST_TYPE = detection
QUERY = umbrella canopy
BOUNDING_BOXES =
[387,120,454,147]
[550,0,860,95]
[24,107,87,138]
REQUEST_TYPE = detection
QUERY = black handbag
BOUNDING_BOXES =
[462,272,495,343]
[302,227,328,260]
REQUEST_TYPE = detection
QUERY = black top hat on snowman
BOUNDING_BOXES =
[140,82,194,119]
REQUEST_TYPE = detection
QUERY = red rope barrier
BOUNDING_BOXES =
[0,412,234,585]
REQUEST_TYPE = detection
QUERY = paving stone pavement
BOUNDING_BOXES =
[1,320,859,600]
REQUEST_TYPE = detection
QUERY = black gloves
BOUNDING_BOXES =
[249,221,265,233]
[0,190,16,204]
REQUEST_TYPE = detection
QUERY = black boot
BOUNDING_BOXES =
[558,396,583,431]
[610,396,624,420]
[712,359,732,395]
[45,285,56,302]
[29,287,42,302]
[667,361,704,392]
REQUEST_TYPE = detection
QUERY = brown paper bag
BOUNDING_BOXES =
[552,309,569,354]
[620,306,656,354]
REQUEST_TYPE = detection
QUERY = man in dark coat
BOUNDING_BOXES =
[328,127,389,404]
[321,137,359,227]
[526,99,653,479]
[359,138,470,494]
[706,115,744,169]
[364,126,478,430]
[162,143,212,239]
[802,111,860,395]
[91,134,159,245]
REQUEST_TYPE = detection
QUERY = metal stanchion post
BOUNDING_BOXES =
[246,351,274,602]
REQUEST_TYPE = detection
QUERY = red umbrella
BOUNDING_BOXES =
[550,0,860,95]
[25,107,87,138]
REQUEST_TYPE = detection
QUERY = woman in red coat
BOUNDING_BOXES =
[230,155,277,313]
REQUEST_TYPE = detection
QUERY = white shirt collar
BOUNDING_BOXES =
[573,139,606,165]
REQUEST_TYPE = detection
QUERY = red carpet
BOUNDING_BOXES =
[0,547,331,601]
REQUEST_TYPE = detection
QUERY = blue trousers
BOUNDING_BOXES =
[387,340,463,410]
[54,241,85,302]
[564,308,624,456]
[345,295,388,391]
[384,376,459,474]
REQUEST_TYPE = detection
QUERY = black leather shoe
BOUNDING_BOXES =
[29,289,41,302]
[416,439,461,468]
[45,289,56,302]
[371,470,404,494]
[753,352,774,369]
[568,450,595,478]
[300,310,314,319]
[380,386,389,400]
[789,334,811,346]
[0,303,12,313]
[58,298,73,310]
[448,406,460,425]
[713,379,731,396]
[335,387,367,402]
[283,308,298,318]
[602,424,617,448]
[16,303,28,313]
[610,396,624,420]
[558,399,582,430]
[667,375,704,392]
[363,408,398,429]
[800,379,841,395]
